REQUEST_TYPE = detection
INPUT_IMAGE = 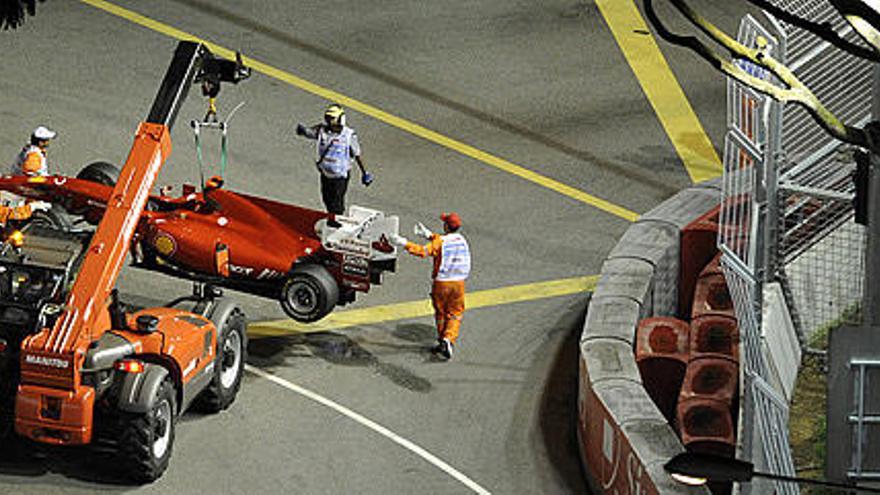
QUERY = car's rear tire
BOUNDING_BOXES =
[197,305,247,413]
[76,161,120,186]
[280,264,339,323]
[118,378,176,483]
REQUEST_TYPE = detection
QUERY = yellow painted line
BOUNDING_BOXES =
[247,275,599,337]
[596,0,722,184]
[79,0,639,223]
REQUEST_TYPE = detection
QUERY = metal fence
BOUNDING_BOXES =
[770,0,871,339]
[721,2,872,493]
[723,14,800,495]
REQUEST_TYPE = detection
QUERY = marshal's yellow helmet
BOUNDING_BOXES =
[324,103,346,127]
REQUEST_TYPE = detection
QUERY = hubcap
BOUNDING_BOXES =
[288,282,318,314]
[219,330,241,389]
[151,399,171,459]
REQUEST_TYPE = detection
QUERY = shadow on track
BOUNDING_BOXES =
[536,296,594,494]
[0,435,139,487]
[247,324,436,393]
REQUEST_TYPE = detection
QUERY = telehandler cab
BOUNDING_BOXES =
[0,41,250,482]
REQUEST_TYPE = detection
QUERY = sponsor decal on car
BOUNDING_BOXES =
[228,263,254,276]
[342,255,369,277]
[256,268,283,280]
[342,279,369,291]
[325,237,370,257]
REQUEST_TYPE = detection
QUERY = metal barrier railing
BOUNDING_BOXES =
[848,359,880,480]
[723,13,799,495]
[769,0,871,338]
[722,0,875,492]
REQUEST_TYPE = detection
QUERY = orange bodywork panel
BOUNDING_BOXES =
[119,307,216,385]
[16,384,95,445]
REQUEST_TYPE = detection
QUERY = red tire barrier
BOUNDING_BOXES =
[690,315,739,362]
[679,206,720,318]
[691,272,735,320]
[699,251,723,278]
[679,356,738,406]
[676,397,736,458]
[635,317,689,422]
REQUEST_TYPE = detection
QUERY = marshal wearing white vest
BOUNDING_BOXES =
[11,126,55,177]
[391,212,471,361]
[295,104,374,228]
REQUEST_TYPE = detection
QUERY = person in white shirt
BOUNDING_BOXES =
[11,126,56,177]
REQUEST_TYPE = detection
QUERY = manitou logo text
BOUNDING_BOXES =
[25,354,69,369]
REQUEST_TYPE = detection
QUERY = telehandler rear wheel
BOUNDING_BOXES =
[119,378,176,483]
[197,306,247,413]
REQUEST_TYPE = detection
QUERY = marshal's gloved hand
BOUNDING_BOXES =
[361,172,374,186]
[295,123,308,136]
[414,222,433,240]
[28,201,51,212]
[390,233,409,247]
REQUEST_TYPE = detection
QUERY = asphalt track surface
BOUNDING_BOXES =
[0,1,746,493]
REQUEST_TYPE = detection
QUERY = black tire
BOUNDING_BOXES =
[197,306,247,413]
[280,264,339,323]
[0,374,14,439]
[118,378,176,484]
[76,161,120,186]
[28,207,72,231]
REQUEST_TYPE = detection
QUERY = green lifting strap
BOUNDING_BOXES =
[191,101,243,190]
[220,122,227,178]
[192,120,228,189]
[192,121,206,190]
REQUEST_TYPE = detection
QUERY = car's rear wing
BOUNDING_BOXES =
[320,206,399,262]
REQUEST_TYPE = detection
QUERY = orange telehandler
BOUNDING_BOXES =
[0,41,250,482]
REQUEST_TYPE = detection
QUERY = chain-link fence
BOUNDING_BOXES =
[770,0,871,339]
[722,2,873,493]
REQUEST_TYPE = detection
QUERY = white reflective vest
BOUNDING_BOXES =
[316,126,360,179]
[436,233,471,282]
[11,145,48,176]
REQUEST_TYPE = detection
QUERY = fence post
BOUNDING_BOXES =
[864,68,880,326]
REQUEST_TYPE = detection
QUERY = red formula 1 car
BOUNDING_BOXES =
[0,165,399,323]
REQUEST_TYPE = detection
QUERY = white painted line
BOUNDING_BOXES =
[245,364,492,494]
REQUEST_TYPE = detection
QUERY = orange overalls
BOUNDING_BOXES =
[11,145,48,176]
[405,233,470,344]
[0,203,35,224]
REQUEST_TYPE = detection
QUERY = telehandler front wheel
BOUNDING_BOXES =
[197,305,247,413]
[118,378,176,483]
